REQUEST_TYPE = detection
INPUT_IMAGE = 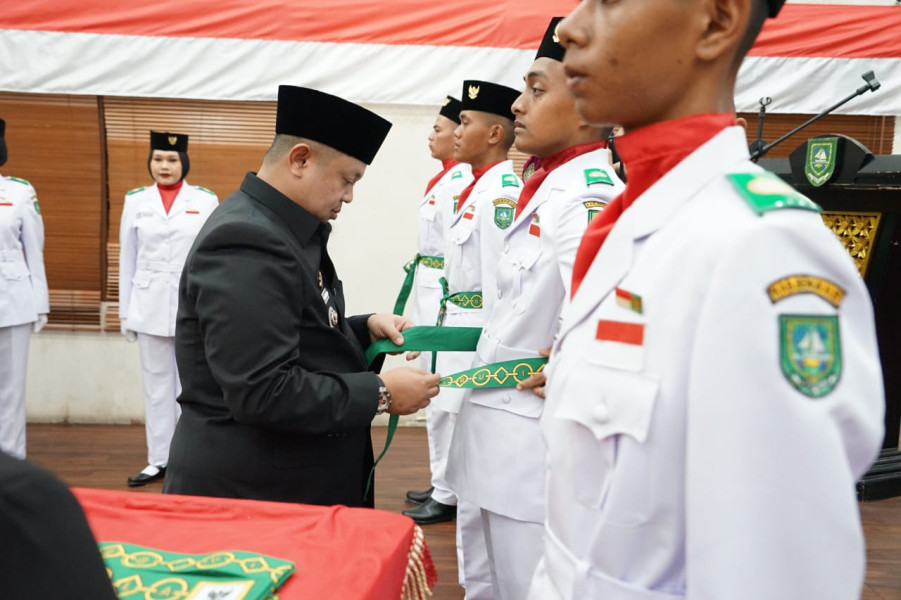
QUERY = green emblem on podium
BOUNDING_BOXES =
[805,137,838,187]
[779,314,841,398]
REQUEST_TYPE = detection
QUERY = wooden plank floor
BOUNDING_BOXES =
[25,423,901,600]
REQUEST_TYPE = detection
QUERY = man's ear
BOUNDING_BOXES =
[696,0,749,63]
[287,143,313,177]
[487,123,505,147]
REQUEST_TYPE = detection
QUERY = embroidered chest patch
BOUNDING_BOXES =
[779,314,842,398]
[527,213,541,238]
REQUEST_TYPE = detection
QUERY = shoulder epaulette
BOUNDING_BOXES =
[7,176,31,187]
[727,172,821,216]
[584,168,614,187]
[126,186,147,196]
[501,173,520,188]
[195,185,216,196]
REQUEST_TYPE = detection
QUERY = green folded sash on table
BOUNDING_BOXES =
[99,542,295,600]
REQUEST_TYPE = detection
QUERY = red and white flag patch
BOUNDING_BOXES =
[591,319,645,371]
[529,213,540,237]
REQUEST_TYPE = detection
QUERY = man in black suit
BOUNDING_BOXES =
[163,85,440,507]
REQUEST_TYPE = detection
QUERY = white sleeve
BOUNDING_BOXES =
[684,214,884,600]
[550,184,620,300]
[118,195,138,320]
[19,184,49,314]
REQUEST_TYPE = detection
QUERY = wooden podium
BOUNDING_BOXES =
[759,134,901,501]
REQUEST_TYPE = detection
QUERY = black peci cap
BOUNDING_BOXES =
[0,118,6,167]
[150,131,189,153]
[536,17,565,62]
[460,80,520,122]
[767,0,786,17]
[276,85,392,165]
[439,96,463,124]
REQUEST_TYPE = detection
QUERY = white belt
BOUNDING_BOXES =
[545,530,684,600]
[137,260,184,273]
[0,249,24,262]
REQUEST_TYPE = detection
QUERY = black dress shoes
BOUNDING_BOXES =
[402,497,457,525]
[404,486,434,505]
[127,465,166,487]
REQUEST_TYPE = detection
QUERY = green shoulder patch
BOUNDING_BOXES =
[584,168,613,187]
[33,199,41,215]
[492,198,516,229]
[126,186,147,196]
[501,173,520,188]
[728,172,821,216]
[196,185,216,196]
[779,314,841,398]
[7,176,31,187]
[584,200,606,224]
[451,170,463,180]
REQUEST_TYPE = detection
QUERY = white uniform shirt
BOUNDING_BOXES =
[449,150,623,522]
[409,162,472,329]
[119,181,219,337]
[532,127,884,599]
[434,159,521,412]
[0,175,48,328]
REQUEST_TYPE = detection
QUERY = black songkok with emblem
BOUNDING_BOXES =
[150,131,189,153]
[0,118,6,167]
[439,96,463,124]
[767,0,786,17]
[460,80,520,122]
[275,85,392,165]
[536,17,565,62]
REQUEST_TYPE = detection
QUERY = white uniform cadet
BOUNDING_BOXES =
[528,127,885,600]
[119,181,218,468]
[409,162,472,357]
[448,149,622,599]
[0,175,49,459]
[408,161,472,503]
[437,158,520,599]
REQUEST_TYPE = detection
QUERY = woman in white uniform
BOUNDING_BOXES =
[119,131,218,486]
[0,117,49,459]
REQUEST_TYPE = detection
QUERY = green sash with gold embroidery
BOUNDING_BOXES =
[439,357,548,388]
[392,254,445,316]
[100,542,294,600]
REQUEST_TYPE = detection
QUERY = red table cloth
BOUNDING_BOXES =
[74,488,436,599]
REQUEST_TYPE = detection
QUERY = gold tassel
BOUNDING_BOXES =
[401,525,433,599]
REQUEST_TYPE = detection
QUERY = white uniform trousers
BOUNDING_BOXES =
[458,499,495,599]
[482,508,544,600]
[424,403,457,506]
[137,333,181,467]
[0,324,31,459]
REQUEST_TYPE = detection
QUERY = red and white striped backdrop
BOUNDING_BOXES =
[2,2,899,114]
